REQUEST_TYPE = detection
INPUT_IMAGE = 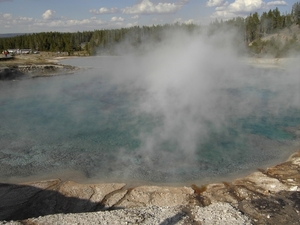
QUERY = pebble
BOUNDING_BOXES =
[0,203,252,225]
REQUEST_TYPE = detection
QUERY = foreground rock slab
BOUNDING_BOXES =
[0,180,126,221]
[1,150,300,224]
[0,180,193,222]
[198,150,300,224]
[115,185,193,208]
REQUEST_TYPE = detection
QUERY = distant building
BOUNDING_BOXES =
[18,49,32,54]
[7,49,17,54]
[7,49,32,54]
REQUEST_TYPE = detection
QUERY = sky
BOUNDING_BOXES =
[0,0,296,34]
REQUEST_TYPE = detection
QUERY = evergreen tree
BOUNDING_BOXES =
[292,2,300,24]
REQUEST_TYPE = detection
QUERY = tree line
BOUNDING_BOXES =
[0,2,299,57]
[0,23,196,55]
[0,31,94,55]
[213,2,299,41]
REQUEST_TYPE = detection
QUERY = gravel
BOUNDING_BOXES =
[191,203,252,225]
[1,203,252,225]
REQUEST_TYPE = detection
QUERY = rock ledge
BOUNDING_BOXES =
[1,150,300,224]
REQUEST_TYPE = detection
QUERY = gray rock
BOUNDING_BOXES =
[0,204,252,225]
[1,150,300,224]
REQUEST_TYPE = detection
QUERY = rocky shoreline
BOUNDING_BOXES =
[0,150,299,224]
[0,53,79,80]
[0,64,78,80]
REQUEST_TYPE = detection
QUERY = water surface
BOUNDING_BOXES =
[0,56,299,185]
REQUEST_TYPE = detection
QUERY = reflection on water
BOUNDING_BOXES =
[0,56,299,184]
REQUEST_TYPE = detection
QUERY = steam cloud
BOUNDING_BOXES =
[88,26,299,182]
[0,26,299,184]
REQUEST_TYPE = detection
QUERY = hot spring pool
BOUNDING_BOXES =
[0,56,299,185]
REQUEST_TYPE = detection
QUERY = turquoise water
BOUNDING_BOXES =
[0,57,299,184]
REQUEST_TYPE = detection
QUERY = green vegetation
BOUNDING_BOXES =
[0,31,93,55]
[212,2,300,57]
[0,2,299,57]
[0,23,197,56]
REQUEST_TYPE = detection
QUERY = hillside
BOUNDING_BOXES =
[260,24,300,43]
[248,24,300,57]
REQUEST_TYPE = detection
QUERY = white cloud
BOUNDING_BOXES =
[206,0,226,7]
[1,0,191,32]
[90,1,190,15]
[0,11,108,32]
[90,7,119,14]
[2,13,12,19]
[132,15,139,19]
[42,9,56,20]
[211,10,236,18]
[228,0,264,13]
[39,18,105,27]
[215,2,229,11]
[110,16,124,22]
[210,0,288,19]
[185,19,194,24]
[125,21,139,28]
[122,0,184,14]
[177,0,190,5]
[266,1,287,6]
[19,17,33,22]
[0,12,34,28]
[173,17,194,24]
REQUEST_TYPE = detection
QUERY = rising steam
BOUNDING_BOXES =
[0,25,299,184]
